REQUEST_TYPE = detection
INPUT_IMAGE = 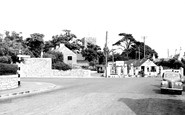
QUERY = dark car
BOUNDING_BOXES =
[161,71,183,95]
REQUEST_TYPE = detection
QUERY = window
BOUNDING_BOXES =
[151,66,156,72]
[68,56,72,60]
[147,67,149,72]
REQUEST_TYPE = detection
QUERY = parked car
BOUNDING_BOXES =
[161,71,183,95]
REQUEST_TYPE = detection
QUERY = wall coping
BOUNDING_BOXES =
[0,75,18,78]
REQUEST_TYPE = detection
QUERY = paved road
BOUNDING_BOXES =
[1,77,185,115]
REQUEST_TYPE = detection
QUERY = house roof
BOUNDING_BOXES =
[53,43,76,56]
[125,58,149,67]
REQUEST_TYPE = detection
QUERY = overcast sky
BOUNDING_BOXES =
[0,0,185,58]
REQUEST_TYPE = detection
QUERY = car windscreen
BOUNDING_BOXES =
[164,72,181,80]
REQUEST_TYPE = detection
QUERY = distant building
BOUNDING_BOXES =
[52,44,77,66]
[82,37,96,48]
[106,59,159,78]
[52,43,89,67]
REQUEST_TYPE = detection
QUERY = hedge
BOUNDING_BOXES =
[52,61,71,71]
[0,63,18,75]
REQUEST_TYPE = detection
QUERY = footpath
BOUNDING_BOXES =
[0,82,60,100]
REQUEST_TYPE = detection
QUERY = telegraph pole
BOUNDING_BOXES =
[139,47,141,60]
[143,36,146,59]
[105,31,108,78]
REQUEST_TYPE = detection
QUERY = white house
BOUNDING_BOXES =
[52,43,77,66]
[125,59,159,77]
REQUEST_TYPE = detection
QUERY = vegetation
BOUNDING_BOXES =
[52,61,71,71]
[0,63,18,75]
[0,30,160,73]
[24,33,45,57]
[43,30,82,52]
[155,57,185,69]
[112,33,158,61]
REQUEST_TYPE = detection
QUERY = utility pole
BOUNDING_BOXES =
[139,47,140,60]
[143,36,146,59]
[105,31,108,78]
[167,49,169,58]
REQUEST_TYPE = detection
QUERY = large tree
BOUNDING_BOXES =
[112,33,158,61]
[48,30,82,51]
[0,31,32,63]
[24,33,44,57]
[81,43,102,65]
[113,33,136,58]
[127,41,158,60]
[3,31,24,55]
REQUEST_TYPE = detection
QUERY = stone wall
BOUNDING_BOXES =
[20,58,91,78]
[21,58,53,77]
[0,75,18,91]
[52,69,91,78]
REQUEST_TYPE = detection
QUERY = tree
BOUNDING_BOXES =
[97,51,105,64]
[49,30,81,51]
[81,43,102,65]
[113,33,136,58]
[113,33,158,60]
[24,33,44,57]
[3,31,24,55]
[0,31,31,63]
[156,58,184,69]
[127,41,158,60]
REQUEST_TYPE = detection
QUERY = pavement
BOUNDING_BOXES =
[0,82,61,100]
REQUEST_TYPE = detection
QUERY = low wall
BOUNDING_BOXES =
[21,58,53,77]
[0,75,18,91]
[52,69,91,78]
[20,58,91,78]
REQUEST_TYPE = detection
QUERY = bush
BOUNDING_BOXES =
[43,51,63,63]
[52,61,71,71]
[81,66,89,69]
[0,63,18,75]
[0,56,12,64]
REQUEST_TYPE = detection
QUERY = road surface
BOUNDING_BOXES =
[1,77,185,115]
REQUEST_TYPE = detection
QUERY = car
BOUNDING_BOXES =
[161,71,183,95]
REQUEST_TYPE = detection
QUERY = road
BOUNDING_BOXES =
[1,77,185,115]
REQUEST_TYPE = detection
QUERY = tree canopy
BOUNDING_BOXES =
[113,33,136,58]
[112,33,158,61]
[24,33,44,57]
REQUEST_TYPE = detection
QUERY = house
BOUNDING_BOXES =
[52,44,77,66]
[125,58,159,77]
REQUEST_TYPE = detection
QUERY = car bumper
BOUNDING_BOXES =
[161,87,183,91]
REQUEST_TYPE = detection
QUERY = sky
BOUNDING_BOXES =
[0,0,185,58]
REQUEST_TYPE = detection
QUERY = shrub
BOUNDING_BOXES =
[0,63,18,75]
[81,66,89,69]
[52,61,71,71]
[43,51,63,63]
[0,56,12,64]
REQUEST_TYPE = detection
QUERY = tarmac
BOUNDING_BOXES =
[0,82,61,100]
